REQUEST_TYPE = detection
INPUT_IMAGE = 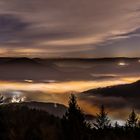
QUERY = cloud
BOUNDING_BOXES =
[0,14,30,43]
[0,0,140,57]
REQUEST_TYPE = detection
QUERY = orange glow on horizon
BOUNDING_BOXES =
[0,76,139,94]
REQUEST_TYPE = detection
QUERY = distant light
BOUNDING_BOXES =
[48,80,56,83]
[11,95,26,103]
[138,60,140,63]
[112,120,125,126]
[118,62,127,66]
[21,96,26,102]
[24,79,33,83]
[54,103,58,108]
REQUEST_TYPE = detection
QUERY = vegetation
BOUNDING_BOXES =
[126,109,138,128]
[93,105,111,129]
[0,95,140,140]
[62,95,91,140]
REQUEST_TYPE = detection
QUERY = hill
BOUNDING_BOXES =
[82,80,140,98]
[20,101,67,118]
[0,104,63,140]
[4,57,41,66]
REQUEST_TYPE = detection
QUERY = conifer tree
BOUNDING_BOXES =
[94,105,111,129]
[115,121,119,129]
[126,109,138,128]
[62,94,88,140]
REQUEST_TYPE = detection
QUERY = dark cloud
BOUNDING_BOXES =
[0,14,29,33]
[0,14,30,46]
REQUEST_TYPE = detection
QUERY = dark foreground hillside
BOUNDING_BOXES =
[0,95,140,140]
[0,104,63,140]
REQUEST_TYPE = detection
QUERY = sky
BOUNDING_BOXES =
[0,0,140,58]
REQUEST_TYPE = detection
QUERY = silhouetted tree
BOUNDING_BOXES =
[62,94,89,140]
[2,96,140,140]
[115,121,119,129]
[93,105,111,129]
[0,95,4,104]
[126,109,138,128]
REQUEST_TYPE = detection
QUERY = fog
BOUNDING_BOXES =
[0,58,140,121]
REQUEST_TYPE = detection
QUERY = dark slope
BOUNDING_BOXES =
[14,101,67,118]
[82,80,140,98]
[0,104,63,140]
[4,57,41,66]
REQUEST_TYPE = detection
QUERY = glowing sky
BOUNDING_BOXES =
[0,0,140,57]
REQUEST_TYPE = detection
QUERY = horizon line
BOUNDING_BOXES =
[0,56,140,59]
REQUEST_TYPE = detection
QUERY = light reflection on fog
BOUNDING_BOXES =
[0,59,140,121]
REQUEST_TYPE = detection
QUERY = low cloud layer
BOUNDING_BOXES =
[79,80,140,120]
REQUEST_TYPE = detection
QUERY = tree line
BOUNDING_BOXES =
[0,94,140,140]
[62,94,140,140]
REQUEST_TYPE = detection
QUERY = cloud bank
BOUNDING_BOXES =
[0,0,140,57]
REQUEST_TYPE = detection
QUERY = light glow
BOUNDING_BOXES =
[0,77,139,94]
[118,62,128,66]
